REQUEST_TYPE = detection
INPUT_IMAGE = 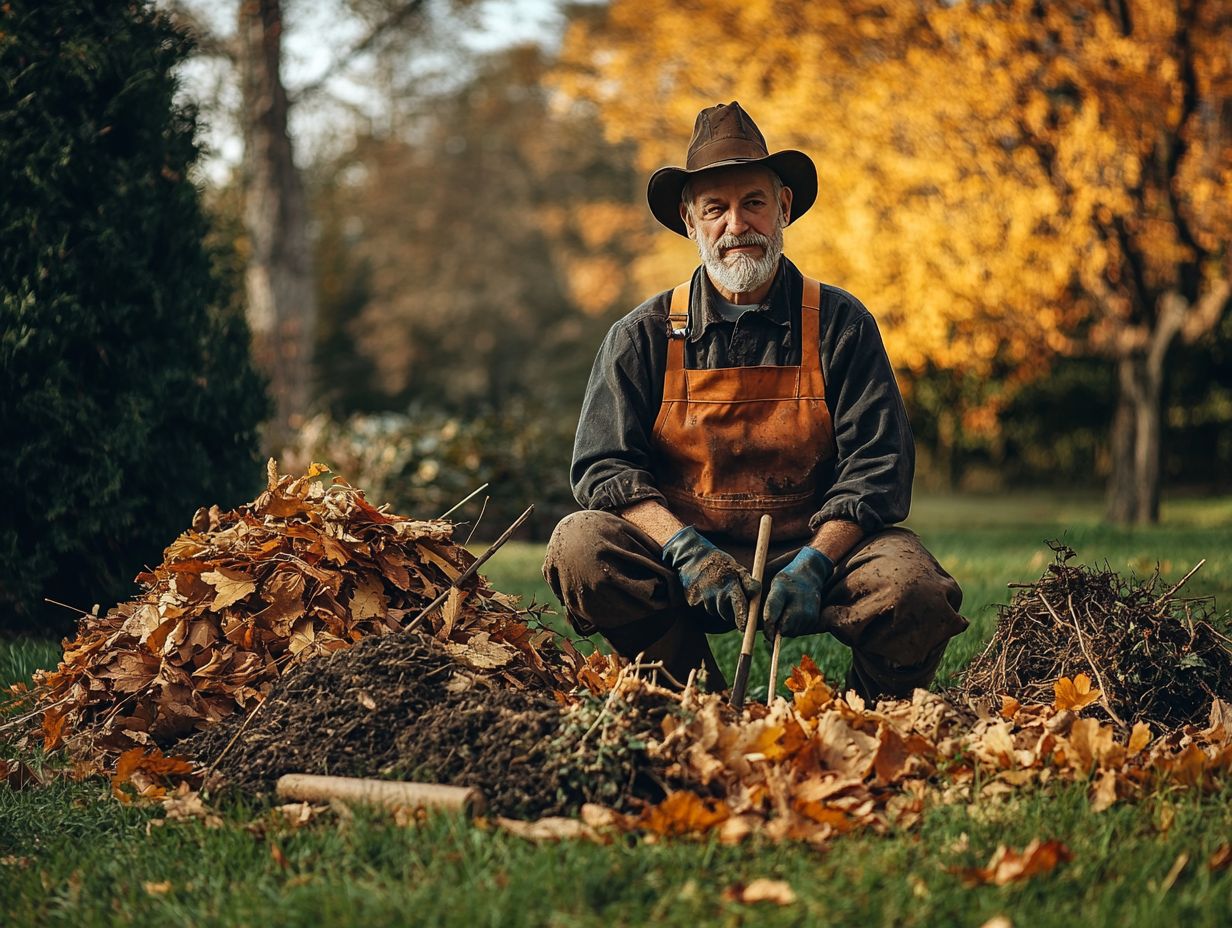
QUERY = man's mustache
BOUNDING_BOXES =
[716,231,771,256]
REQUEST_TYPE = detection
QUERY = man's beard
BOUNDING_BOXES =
[694,218,784,295]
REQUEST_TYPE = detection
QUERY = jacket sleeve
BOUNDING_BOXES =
[570,319,667,512]
[811,312,914,534]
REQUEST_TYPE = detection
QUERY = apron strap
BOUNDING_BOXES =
[665,281,690,371]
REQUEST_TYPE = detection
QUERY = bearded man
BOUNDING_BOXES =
[543,102,967,699]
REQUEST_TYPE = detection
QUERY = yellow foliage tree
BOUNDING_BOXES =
[555,0,1231,522]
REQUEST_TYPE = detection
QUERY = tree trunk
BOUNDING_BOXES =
[1106,354,1163,523]
[239,0,317,459]
[1105,292,1187,525]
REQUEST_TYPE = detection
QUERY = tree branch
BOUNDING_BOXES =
[289,0,430,104]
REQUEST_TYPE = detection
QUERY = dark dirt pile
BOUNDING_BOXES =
[961,543,1232,729]
[178,630,674,818]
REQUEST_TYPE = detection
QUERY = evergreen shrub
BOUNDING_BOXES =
[0,1,267,632]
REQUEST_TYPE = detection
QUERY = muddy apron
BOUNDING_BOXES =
[650,275,838,544]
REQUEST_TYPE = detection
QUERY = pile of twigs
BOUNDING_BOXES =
[962,543,1232,730]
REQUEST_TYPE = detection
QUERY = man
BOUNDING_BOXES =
[543,102,966,699]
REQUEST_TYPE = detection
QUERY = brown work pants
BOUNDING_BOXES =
[542,510,967,700]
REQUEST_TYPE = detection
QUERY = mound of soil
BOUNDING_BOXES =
[962,543,1232,729]
[178,631,672,818]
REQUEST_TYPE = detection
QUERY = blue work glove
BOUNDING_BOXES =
[662,526,762,631]
[763,546,835,643]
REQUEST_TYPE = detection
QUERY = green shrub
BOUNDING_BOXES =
[293,404,580,541]
[0,1,267,632]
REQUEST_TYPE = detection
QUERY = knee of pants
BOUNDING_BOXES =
[542,510,611,580]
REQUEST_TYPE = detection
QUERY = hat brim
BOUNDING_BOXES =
[646,150,817,237]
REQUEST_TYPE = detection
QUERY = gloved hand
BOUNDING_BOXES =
[661,526,762,630]
[763,546,835,643]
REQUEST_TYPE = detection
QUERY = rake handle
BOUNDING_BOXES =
[729,514,773,709]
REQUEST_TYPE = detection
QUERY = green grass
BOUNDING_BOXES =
[4,491,1232,927]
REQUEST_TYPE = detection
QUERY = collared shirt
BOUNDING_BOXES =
[570,256,915,535]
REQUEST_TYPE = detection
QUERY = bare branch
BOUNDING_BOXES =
[289,0,430,104]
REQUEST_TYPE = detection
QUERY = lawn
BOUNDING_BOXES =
[3,490,1232,927]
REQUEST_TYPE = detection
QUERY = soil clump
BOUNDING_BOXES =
[179,630,672,818]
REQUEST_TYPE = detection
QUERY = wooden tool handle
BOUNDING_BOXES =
[767,633,783,706]
[276,774,486,816]
[729,514,773,709]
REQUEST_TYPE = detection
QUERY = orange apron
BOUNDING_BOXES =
[650,275,837,543]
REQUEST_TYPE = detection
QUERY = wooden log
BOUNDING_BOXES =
[276,774,486,816]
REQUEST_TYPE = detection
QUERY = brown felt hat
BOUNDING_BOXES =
[647,102,817,237]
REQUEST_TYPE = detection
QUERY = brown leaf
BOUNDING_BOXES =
[955,839,1072,886]
[722,878,797,906]
[1090,769,1119,812]
[202,569,257,611]
[814,712,879,778]
[1208,843,1232,873]
[1,759,43,790]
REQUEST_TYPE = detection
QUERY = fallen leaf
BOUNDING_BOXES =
[955,839,1072,886]
[1127,722,1152,756]
[202,569,257,611]
[722,878,797,905]
[270,842,289,869]
[1208,843,1232,873]
[497,816,601,843]
[1054,674,1100,712]
[1090,769,1119,812]
[143,881,173,895]
[639,791,730,836]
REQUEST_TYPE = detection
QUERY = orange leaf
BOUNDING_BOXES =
[41,706,68,752]
[1000,695,1021,720]
[1054,673,1101,711]
[638,791,730,836]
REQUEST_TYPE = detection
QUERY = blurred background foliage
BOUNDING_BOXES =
[2,0,1230,630]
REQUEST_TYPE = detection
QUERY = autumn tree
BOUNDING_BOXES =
[556,0,1232,522]
[317,42,646,413]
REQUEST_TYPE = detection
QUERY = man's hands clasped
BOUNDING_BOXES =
[661,526,761,630]
[763,546,834,643]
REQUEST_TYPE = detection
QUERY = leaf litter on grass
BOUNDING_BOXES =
[4,466,1232,863]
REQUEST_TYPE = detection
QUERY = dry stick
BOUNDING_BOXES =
[1153,559,1206,608]
[1037,590,1125,727]
[406,505,534,632]
[437,482,490,521]
[462,495,490,547]
[730,514,773,710]
[0,693,72,735]
[43,597,93,617]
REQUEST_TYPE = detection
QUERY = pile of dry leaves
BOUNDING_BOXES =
[962,543,1232,729]
[4,468,1232,853]
[3,461,587,777]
